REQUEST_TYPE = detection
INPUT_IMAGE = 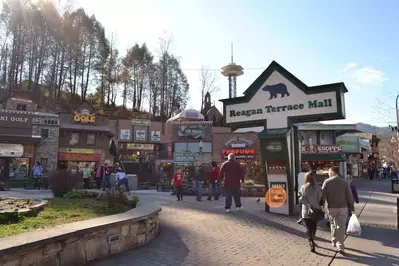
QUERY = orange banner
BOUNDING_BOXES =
[58,152,101,162]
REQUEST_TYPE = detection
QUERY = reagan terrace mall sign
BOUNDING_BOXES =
[220,61,347,129]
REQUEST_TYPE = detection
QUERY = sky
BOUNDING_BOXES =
[75,0,399,126]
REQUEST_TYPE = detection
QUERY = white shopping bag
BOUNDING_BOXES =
[346,214,362,236]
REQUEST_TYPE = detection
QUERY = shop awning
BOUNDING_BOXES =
[301,153,347,162]
[0,134,41,144]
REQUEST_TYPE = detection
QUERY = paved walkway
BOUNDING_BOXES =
[331,179,399,266]
[1,179,398,266]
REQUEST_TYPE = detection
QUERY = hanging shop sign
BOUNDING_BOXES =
[173,151,196,163]
[336,136,361,153]
[223,136,254,148]
[58,152,101,162]
[66,148,94,154]
[177,124,205,139]
[120,129,131,140]
[222,149,255,159]
[126,143,154,150]
[301,144,342,154]
[0,143,24,157]
[73,108,96,123]
[151,131,161,141]
[265,141,283,152]
[135,130,146,141]
[132,119,151,126]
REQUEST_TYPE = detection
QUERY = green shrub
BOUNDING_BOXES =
[0,212,25,224]
[97,189,139,209]
[64,189,98,199]
[48,171,80,198]
[128,196,140,208]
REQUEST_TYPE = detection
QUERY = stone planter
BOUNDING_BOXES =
[0,198,47,220]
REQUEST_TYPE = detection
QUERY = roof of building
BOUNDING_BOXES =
[166,109,204,123]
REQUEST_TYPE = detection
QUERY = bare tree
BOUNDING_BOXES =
[199,65,218,111]
[371,91,398,125]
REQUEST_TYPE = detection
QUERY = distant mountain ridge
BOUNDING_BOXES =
[355,123,393,136]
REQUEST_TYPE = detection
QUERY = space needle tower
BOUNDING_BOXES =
[221,43,244,98]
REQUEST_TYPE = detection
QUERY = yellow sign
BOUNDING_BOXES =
[67,148,94,154]
[126,143,154,150]
[74,108,95,123]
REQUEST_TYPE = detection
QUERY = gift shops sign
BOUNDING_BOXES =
[301,145,342,154]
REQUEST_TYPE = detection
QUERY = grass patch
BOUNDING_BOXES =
[0,197,133,238]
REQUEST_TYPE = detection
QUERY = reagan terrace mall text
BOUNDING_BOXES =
[229,99,333,118]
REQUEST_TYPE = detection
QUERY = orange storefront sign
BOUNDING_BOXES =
[265,186,287,208]
[58,152,101,162]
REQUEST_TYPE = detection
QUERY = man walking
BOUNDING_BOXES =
[321,166,355,254]
[194,165,205,201]
[218,153,244,213]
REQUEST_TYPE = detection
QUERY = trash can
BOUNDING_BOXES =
[392,179,399,193]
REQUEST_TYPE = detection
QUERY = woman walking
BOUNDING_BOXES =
[299,172,324,252]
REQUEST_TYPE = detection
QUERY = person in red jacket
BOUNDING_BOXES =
[173,169,184,201]
[207,161,220,201]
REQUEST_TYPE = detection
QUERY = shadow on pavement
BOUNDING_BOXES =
[349,226,399,250]
[333,247,399,266]
[91,222,190,266]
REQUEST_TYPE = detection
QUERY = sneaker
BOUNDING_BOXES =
[236,206,242,211]
[225,208,231,213]
[297,219,303,225]
[338,249,345,255]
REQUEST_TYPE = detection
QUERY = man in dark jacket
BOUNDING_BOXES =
[194,165,205,201]
[218,153,244,213]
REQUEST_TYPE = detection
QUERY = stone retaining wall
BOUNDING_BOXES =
[0,203,161,266]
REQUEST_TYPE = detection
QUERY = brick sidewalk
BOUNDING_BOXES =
[331,178,399,265]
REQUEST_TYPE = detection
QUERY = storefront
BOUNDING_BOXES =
[212,133,263,185]
[301,144,346,184]
[58,102,113,171]
[58,148,101,171]
[118,143,160,161]
[220,61,348,216]
[0,98,60,181]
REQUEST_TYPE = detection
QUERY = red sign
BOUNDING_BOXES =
[222,149,255,159]
[58,152,101,162]
[301,145,342,154]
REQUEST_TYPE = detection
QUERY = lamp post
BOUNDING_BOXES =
[396,94,399,137]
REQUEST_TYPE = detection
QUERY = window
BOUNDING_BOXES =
[87,133,95,145]
[71,132,80,144]
[40,158,48,167]
[33,118,41,124]
[16,103,27,111]
[41,128,49,138]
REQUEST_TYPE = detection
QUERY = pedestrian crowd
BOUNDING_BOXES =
[298,166,360,254]
[172,153,244,213]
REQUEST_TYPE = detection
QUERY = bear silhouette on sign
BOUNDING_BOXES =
[262,83,290,100]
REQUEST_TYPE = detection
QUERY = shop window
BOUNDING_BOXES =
[87,133,95,145]
[71,132,80,144]
[16,103,27,111]
[41,128,49,138]
[40,158,48,167]
[33,118,41,124]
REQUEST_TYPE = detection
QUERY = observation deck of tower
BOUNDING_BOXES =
[221,43,244,98]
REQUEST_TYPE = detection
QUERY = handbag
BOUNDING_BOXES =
[309,207,324,222]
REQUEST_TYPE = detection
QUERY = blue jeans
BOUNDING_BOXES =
[117,178,130,192]
[195,180,203,201]
[102,175,111,190]
[208,183,220,200]
[224,188,242,209]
